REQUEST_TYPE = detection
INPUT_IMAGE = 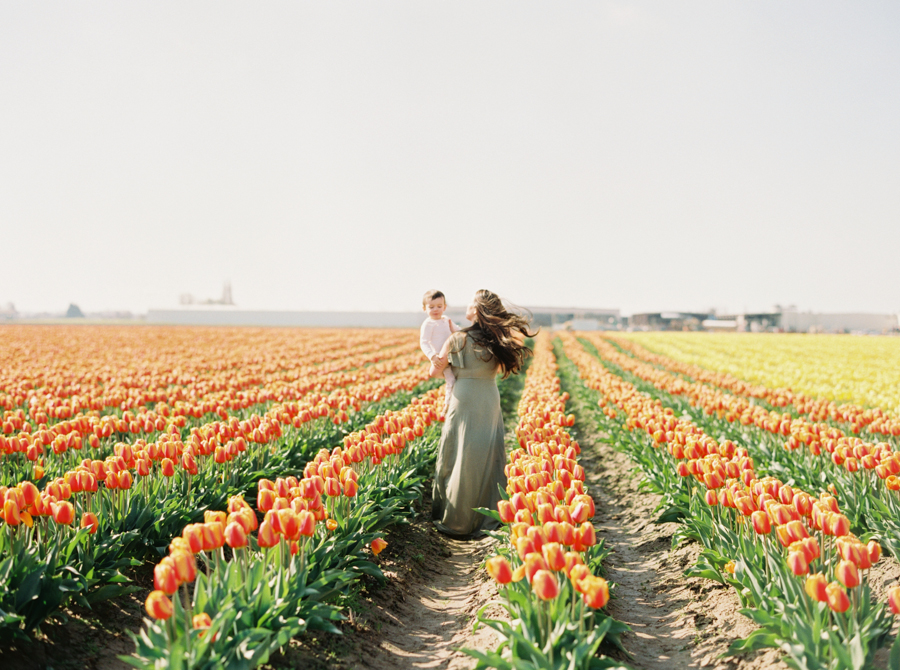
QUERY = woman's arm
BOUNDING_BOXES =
[428,337,454,378]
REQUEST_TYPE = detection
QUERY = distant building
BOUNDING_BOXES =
[630,312,710,331]
[146,304,621,329]
[780,310,898,334]
[0,303,17,321]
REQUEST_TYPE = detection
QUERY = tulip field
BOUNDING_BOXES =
[3,324,900,670]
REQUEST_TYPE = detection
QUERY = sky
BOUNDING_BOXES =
[1,1,898,317]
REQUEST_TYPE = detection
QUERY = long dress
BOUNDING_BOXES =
[432,331,507,538]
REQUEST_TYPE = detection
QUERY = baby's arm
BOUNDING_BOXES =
[420,322,438,361]
[449,319,459,334]
[429,337,453,378]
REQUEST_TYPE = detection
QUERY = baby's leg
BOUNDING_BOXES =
[442,368,456,412]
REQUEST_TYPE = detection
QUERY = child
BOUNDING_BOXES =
[420,290,458,410]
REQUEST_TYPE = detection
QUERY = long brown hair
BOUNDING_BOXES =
[460,290,537,378]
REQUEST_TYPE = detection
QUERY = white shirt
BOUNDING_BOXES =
[420,316,454,360]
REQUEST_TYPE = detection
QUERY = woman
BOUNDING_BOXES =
[429,290,535,539]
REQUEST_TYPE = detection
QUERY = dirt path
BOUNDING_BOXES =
[568,391,787,670]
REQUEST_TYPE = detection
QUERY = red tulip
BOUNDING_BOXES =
[170,550,197,584]
[524,552,549,583]
[161,458,176,477]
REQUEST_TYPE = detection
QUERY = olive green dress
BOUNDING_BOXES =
[432,331,507,538]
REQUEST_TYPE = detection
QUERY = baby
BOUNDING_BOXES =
[420,290,458,410]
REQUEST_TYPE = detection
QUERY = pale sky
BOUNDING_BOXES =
[1,2,898,316]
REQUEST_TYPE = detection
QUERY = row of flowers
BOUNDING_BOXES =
[467,332,628,670]
[557,332,898,670]
[0,326,417,425]
[587,333,900,561]
[0,362,439,638]
[129,388,445,669]
[618,331,900,426]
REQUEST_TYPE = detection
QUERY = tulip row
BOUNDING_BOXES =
[0,344,428,484]
[127,388,445,669]
[585,334,900,562]
[619,331,900,425]
[466,332,627,670]
[556,332,897,670]
[0,326,417,426]
[608,333,900,439]
[0,367,440,638]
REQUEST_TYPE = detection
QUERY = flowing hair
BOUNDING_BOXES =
[459,290,538,378]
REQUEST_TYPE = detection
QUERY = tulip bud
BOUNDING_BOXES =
[542,542,566,572]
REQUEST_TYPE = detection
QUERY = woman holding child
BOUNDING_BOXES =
[425,289,535,539]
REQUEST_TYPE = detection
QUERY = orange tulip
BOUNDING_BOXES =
[80,512,99,534]
[582,576,610,609]
[224,521,248,549]
[192,612,212,629]
[145,590,173,620]
[257,520,278,548]
[867,540,882,566]
[51,501,75,525]
[568,563,591,591]
[3,499,22,526]
[836,560,860,589]
[486,556,513,584]
[787,551,808,576]
[531,569,560,600]
[257,488,276,512]
[497,500,515,524]
[750,510,770,535]
[805,573,828,602]
[154,562,179,595]
[542,542,566,572]
[371,537,388,556]
[325,518,338,531]
[524,552,549,583]
[170,550,197,584]
[888,585,900,615]
[826,582,850,613]
[297,510,316,537]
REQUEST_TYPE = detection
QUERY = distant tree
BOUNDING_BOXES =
[66,304,85,318]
